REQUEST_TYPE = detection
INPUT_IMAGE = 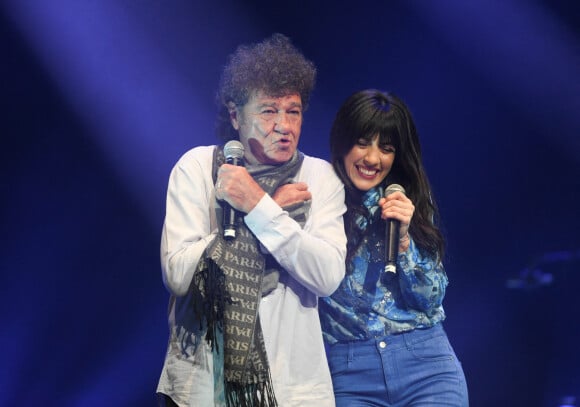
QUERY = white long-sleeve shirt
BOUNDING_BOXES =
[157,145,346,407]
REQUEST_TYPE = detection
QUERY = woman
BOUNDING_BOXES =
[319,89,468,406]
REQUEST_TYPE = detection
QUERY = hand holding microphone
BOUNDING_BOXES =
[220,140,245,239]
[216,140,267,239]
[381,184,413,273]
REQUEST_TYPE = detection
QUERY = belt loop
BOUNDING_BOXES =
[347,341,354,366]
[403,330,411,350]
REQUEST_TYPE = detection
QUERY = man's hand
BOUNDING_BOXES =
[215,164,265,213]
[272,182,312,208]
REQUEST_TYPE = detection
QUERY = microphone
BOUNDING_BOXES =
[222,140,245,240]
[384,184,406,273]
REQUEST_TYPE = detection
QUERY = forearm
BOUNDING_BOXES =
[398,238,448,313]
[246,190,346,297]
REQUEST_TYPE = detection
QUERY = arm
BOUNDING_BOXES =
[379,190,446,313]
[160,147,216,296]
[397,238,448,315]
[244,159,347,297]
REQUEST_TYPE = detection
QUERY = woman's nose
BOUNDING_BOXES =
[363,146,381,164]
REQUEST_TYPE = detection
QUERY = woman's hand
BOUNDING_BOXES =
[378,191,414,251]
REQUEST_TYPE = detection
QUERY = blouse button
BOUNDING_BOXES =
[379,341,387,349]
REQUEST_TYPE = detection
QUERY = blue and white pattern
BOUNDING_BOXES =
[319,187,448,344]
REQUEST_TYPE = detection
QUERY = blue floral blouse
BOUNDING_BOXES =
[319,188,448,344]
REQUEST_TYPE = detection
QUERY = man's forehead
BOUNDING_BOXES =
[249,90,302,106]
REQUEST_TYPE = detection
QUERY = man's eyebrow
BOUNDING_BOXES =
[257,101,303,109]
[256,102,277,108]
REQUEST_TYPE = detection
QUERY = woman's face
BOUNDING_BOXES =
[343,134,395,191]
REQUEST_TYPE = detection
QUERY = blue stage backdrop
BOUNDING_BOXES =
[1,1,579,406]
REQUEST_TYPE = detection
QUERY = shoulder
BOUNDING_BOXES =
[166,145,216,187]
[300,153,335,175]
[298,153,343,192]
[171,145,216,172]
[177,145,215,165]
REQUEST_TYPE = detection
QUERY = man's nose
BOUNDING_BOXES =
[274,112,292,133]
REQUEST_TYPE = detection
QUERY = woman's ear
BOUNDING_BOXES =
[227,102,240,130]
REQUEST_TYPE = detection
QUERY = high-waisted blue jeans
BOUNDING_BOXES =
[326,324,468,406]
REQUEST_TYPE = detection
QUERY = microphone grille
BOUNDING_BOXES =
[385,183,406,196]
[224,140,245,159]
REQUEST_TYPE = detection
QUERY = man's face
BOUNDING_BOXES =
[230,91,303,165]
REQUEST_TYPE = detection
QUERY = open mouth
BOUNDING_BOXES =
[275,136,293,148]
[356,165,379,179]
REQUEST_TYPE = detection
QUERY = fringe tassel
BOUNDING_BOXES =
[193,259,232,353]
[225,376,278,407]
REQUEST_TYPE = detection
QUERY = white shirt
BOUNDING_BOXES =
[157,145,346,407]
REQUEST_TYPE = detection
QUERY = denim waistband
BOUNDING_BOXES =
[329,323,446,354]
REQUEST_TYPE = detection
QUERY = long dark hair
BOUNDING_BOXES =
[329,89,445,262]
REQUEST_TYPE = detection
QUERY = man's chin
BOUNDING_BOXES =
[266,150,294,165]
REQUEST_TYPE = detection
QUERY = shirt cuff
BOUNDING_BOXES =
[244,194,284,234]
[398,237,420,273]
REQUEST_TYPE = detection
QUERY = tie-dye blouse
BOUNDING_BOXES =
[319,188,448,344]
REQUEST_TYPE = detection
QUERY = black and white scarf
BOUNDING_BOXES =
[193,145,309,406]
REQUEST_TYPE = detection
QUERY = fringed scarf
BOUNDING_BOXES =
[193,145,309,407]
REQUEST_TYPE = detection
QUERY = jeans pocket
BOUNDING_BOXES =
[408,333,455,362]
[327,348,349,377]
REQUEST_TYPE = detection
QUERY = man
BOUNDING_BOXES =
[157,33,346,407]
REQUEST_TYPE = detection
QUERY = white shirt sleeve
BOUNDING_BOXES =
[160,146,217,296]
[244,156,347,297]
[161,149,346,298]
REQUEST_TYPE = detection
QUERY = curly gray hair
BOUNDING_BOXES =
[215,33,317,141]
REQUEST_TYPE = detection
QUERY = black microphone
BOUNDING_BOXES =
[384,184,406,273]
[222,140,245,240]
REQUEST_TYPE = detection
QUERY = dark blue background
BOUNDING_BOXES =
[2,1,579,405]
